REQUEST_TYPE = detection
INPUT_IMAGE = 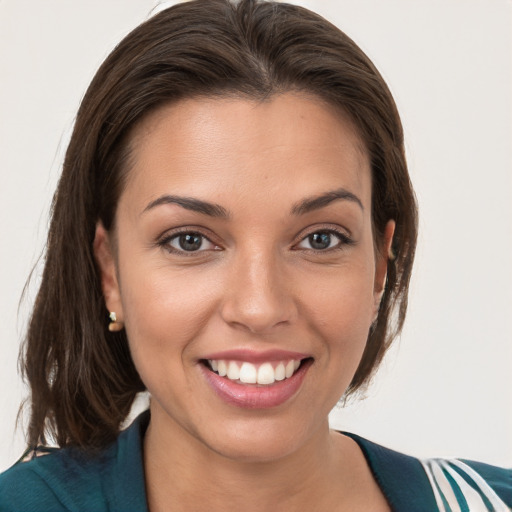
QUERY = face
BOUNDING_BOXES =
[95,93,393,462]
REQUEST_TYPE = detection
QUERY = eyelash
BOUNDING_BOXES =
[295,228,354,252]
[157,228,219,256]
[157,227,354,256]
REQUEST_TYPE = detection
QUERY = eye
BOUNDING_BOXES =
[163,232,217,253]
[296,230,351,251]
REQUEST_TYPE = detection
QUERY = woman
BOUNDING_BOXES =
[1,0,510,510]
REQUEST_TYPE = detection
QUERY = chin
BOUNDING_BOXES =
[195,416,321,464]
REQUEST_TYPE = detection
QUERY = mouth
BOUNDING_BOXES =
[202,358,308,386]
[199,355,313,409]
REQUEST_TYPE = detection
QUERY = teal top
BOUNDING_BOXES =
[1,411,511,511]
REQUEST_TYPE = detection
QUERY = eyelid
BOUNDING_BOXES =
[156,226,221,255]
[155,223,354,255]
[293,225,354,251]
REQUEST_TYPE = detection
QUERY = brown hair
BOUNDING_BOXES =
[21,0,417,450]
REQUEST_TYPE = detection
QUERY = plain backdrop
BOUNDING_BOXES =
[1,0,511,471]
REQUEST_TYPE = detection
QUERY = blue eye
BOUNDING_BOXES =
[297,230,349,251]
[165,232,216,252]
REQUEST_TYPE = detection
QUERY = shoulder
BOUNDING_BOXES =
[0,411,149,512]
[344,432,512,512]
[0,445,114,511]
[0,458,59,511]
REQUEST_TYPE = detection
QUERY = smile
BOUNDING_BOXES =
[200,353,313,409]
[207,359,302,385]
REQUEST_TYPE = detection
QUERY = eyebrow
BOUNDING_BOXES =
[291,188,364,215]
[142,195,229,218]
[142,187,362,218]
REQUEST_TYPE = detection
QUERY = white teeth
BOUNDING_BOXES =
[208,358,304,384]
[227,361,240,380]
[217,360,227,377]
[239,362,257,384]
[257,363,275,385]
[274,362,286,381]
[285,360,295,378]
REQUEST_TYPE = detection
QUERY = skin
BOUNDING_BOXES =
[94,93,394,511]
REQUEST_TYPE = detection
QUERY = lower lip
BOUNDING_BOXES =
[201,360,311,409]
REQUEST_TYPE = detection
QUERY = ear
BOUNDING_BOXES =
[93,222,124,323]
[373,220,395,317]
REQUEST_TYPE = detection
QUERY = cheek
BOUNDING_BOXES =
[298,261,376,377]
[301,262,376,331]
[118,262,220,372]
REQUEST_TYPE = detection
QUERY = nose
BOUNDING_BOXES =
[220,248,297,334]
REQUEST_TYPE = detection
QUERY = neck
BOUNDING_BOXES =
[143,405,359,512]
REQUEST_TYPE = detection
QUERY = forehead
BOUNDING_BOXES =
[122,93,371,214]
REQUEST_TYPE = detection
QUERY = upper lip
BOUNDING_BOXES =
[201,349,311,363]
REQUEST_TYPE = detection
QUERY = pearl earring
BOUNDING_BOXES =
[108,311,124,332]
